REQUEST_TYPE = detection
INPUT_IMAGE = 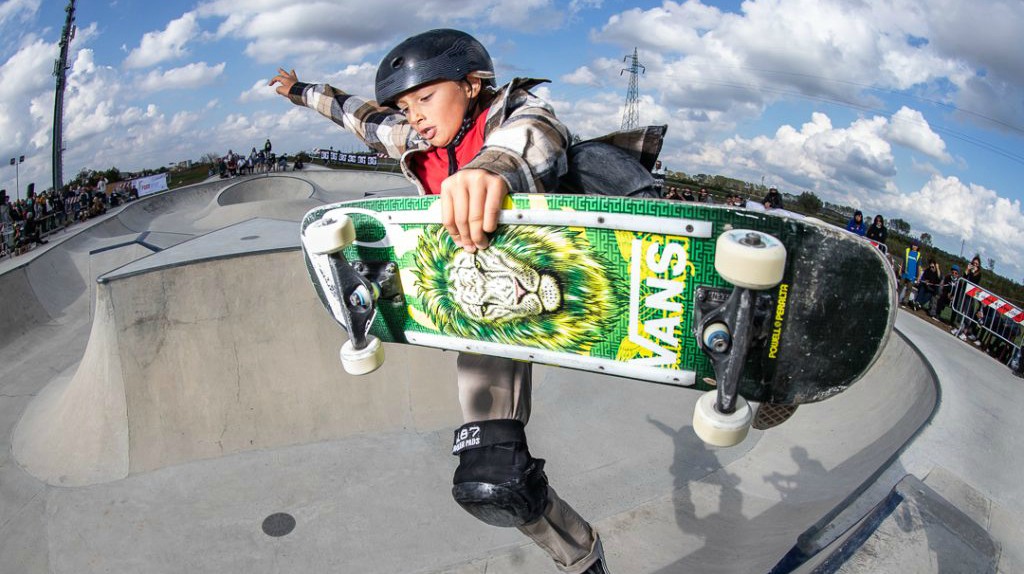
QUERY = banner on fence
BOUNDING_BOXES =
[964,281,1024,324]
[315,149,380,167]
[130,173,169,197]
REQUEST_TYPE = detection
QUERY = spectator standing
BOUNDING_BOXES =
[898,241,922,305]
[97,176,109,205]
[762,187,783,209]
[911,260,941,311]
[264,138,272,156]
[651,160,666,197]
[845,210,866,235]
[20,206,48,247]
[1,190,13,254]
[1,190,12,228]
[930,264,960,323]
[866,214,888,245]
[681,188,696,201]
[77,187,89,218]
[952,256,984,341]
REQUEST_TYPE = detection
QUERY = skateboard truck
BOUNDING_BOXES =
[696,287,772,414]
[302,212,398,375]
[691,230,787,447]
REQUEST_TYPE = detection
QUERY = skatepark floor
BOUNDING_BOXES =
[1,171,1021,573]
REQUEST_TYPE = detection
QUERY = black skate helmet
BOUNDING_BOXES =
[375,29,495,107]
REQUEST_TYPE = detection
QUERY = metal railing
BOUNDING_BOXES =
[946,277,1023,365]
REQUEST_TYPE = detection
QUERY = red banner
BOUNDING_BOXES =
[965,282,1024,324]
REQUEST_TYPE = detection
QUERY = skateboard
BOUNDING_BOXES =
[300,194,897,446]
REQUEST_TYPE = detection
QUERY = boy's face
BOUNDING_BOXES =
[397,78,480,148]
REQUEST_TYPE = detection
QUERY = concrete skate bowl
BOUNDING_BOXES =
[3,169,938,571]
[216,175,314,205]
[11,246,937,569]
[0,170,411,348]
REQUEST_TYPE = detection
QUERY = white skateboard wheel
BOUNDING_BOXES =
[304,213,356,255]
[340,336,384,375]
[714,229,786,290]
[692,390,752,447]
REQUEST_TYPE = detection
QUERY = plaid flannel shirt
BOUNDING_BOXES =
[288,77,666,195]
[288,78,569,195]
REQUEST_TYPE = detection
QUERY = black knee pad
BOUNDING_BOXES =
[451,419,548,527]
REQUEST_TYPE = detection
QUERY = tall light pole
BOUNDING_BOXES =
[10,155,24,202]
[52,0,76,194]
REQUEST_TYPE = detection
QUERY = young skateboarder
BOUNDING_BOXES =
[271,29,633,573]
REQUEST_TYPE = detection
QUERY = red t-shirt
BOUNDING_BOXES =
[410,108,490,195]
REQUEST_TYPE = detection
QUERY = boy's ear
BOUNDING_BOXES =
[465,76,482,98]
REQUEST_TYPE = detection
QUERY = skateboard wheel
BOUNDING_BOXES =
[304,213,356,255]
[692,390,752,447]
[340,336,384,375]
[714,229,786,290]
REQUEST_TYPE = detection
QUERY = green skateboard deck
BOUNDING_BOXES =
[300,194,896,406]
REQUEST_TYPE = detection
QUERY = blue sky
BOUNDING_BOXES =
[1,0,1022,280]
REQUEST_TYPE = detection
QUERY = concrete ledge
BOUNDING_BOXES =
[810,474,1000,573]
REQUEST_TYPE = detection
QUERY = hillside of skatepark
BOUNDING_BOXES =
[1,169,1020,573]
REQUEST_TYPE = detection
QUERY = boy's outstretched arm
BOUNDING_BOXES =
[268,67,417,159]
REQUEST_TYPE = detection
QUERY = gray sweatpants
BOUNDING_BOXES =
[457,353,603,573]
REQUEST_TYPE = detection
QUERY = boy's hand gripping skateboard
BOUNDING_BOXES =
[300,194,896,447]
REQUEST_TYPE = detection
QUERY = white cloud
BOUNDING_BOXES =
[589,0,1024,133]
[196,0,566,70]
[885,175,1024,267]
[884,106,951,162]
[0,0,40,27]
[138,62,225,92]
[680,111,899,197]
[485,0,562,29]
[124,12,200,69]
[239,78,277,103]
[561,66,600,87]
[0,36,56,104]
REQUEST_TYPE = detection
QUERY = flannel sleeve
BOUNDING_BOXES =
[463,90,569,194]
[287,81,421,159]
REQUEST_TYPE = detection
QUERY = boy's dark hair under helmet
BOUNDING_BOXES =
[375,29,495,107]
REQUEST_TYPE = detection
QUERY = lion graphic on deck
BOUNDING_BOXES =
[412,225,618,353]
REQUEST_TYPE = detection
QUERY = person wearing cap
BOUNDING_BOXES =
[898,241,923,305]
[270,29,652,573]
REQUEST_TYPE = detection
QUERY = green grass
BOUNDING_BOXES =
[167,164,215,189]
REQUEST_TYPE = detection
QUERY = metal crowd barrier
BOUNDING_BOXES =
[948,277,1023,364]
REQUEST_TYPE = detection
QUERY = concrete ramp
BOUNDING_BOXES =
[12,247,465,483]
[11,169,1002,574]
[217,175,314,205]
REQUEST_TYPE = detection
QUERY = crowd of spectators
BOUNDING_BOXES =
[1,181,137,258]
[215,139,303,178]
